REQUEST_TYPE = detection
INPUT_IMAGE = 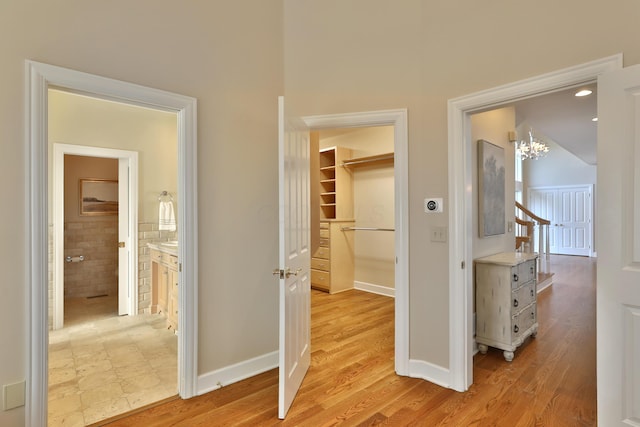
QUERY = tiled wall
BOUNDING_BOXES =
[64,220,119,298]
[48,221,177,330]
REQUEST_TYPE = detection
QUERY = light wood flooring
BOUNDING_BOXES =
[105,254,596,426]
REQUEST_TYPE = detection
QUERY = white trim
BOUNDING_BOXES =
[198,351,279,396]
[447,54,622,392]
[52,144,139,329]
[303,109,409,376]
[354,281,395,298]
[26,60,199,426]
[408,359,450,389]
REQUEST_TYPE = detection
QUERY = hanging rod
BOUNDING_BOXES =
[341,153,395,167]
[341,226,395,232]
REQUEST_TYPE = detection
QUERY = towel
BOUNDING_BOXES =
[159,201,176,231]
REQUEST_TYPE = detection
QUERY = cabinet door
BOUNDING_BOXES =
[158,265,169,314]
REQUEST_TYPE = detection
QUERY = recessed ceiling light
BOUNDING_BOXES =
[575,89,593,97]
[592,117,598,122]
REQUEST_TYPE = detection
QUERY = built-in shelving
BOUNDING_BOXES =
[342,152,394,168]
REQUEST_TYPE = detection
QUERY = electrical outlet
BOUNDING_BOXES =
[3,381,25,410]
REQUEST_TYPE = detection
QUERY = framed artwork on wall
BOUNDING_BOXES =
[79,179,118,216]
[478,139,505,237]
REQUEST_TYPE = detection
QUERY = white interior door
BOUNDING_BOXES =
[277,96,311,419]
[597,63,640,426]
[118,159,131,315]
[528,186,592,256]
[556,186,591,256]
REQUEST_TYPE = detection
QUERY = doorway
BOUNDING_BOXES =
[26,60,199,425]
[303,109,409,377]
[447,54,622,392]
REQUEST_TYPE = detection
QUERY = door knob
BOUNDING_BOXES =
[285,268,302,278]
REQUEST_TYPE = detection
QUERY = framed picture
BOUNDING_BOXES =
[79,179,118,216]
[478,140,505,237]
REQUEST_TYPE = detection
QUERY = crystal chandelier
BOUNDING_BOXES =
[517,129,549,160]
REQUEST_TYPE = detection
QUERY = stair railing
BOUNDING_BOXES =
[515,201,551,273]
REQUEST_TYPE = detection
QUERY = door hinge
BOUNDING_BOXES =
[461,261,466,269]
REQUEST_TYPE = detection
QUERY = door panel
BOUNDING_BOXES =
[528,186,592,256]
[277,96,311,419]
[597,64,640,426]
[118,159,130,315]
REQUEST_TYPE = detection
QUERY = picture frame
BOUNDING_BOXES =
[79,179,118,216]
[478,140,505,237]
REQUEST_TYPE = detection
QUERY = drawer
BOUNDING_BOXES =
[311,257,330,272]
[320,228,330,239]
[320,222,329,229]
[319,237,330,247]
[512,281,536,311]
[512,303,536,341]
[162,253,179,269]
[150,249,163,263]
[311,269,331,286]
[313,246,330,259]
[513,260,536,287]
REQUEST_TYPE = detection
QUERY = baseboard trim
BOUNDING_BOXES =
[197,351,278,396]
[408,359,450,389]
[354,281,395,298]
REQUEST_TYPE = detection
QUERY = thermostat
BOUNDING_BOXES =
[424,198,443,213]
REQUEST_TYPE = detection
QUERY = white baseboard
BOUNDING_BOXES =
[408,359,450,389]
[354,281,395,298]
[197,351,278,396]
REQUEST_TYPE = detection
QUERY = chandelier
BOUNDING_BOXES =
[517,129,549,160]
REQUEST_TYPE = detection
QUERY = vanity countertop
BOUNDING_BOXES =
[148,242,178,256]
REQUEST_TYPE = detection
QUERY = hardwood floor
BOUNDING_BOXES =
[103,254,596,426]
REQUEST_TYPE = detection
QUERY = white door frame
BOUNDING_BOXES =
[52,144,139,329]
[26,60,199,426]
[303,109,409,376]
[447,54,622,391]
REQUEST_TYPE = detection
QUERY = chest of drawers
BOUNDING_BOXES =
[311,220,354,294]
[474,252,538,361]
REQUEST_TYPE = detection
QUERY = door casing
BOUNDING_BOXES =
[447,54,622,392]
[26,60,199,426]
[52,144,139,329]
[303,109,409,376]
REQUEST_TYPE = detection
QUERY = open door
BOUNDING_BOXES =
[597,63,640,426]
[117,158,131,315]
[276,96,311,419]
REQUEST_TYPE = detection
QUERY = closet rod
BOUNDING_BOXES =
[341,153,394,167]
[341,226,395,232]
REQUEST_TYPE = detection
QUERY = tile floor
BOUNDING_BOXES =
[48,295,178,426]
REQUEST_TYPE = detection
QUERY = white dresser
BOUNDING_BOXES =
[475,252,538,361]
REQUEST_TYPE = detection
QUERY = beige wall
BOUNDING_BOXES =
[319,127,395,288]
[2,1,640,424]
[471,107,517,259]
[1,2,283,424]
[50,90,178,223]
[283,0,640,368]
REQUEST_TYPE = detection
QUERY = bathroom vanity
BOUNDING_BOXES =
[149,242,179,331]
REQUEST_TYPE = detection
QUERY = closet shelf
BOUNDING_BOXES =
[342,152,394,168]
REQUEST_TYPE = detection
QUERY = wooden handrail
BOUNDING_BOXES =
[515,201,550,225]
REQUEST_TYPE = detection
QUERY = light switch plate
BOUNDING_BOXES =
[430,226,447,242]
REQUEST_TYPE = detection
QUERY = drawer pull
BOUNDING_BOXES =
[513,299,519,307]
[513,325,519,333]
[513,274,519,282]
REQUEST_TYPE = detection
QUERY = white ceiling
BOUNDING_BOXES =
[513,84,598,165]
